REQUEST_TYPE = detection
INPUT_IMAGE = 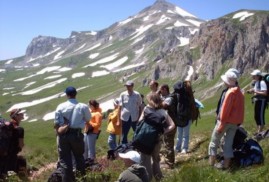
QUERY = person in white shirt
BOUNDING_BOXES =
[247,69,267,134]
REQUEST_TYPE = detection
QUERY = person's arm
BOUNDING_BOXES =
[163,114,175,134]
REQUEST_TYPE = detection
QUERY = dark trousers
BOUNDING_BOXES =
[121,117,137,144]
[58,130,85,182]
[254,100,266,126]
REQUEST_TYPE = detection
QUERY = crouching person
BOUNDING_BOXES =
[7,108,27,176]
[117,150,149,182]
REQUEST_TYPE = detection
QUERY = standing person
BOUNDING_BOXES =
[208,72,244,169]
[118,80,142,144]
[149,80,159,93]
[175,81,194,154]
[54,86,91,182]
[216,68,240,119]
[117,150,149,182]
[158,84,177,169]
[107,99,121,151]
[140,93,175,181]
[5,108,27,175]
[84,100,102,163]
[247,69,267,134]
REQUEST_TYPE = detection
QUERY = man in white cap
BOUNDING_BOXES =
[208,71,244,170]
[247,69,267,134]
[118,81,142,144]
[117,150,149,182]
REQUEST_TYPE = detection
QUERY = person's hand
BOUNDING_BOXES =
[57,124,69,134]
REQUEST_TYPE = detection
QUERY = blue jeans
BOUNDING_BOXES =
[108,134,117,150]
[84,133,97,160]
[175,120,191,151]
[121,117,137,144]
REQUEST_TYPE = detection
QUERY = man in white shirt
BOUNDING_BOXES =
[118,81,142,144]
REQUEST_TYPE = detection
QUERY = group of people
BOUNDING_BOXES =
[208,68,267,170]
[0,67,267,181]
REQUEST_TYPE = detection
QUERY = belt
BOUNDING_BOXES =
[68,128,81,133]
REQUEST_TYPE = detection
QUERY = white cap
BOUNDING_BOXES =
[251,69,261,76]
[226,68,240,78]
[118,150,141,163]
[221,71,237,86]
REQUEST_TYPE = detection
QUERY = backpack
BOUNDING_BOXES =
[0,118,14,156]
[132,107,167,154]
[233,139,264,167]
[47,168,63,182]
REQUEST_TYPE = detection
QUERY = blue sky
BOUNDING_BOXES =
[0,0,269,60]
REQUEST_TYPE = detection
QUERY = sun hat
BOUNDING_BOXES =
[226,68,240,78]
[250,69,262,76]
[221,71,237,86]
[124,80,134,86]
[118,150,141,164]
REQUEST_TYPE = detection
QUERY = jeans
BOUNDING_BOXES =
[108,134,117,150]
[58,131,85,182]
[121,117,137,144]
[84,133,97,160]
[175,120,191,151]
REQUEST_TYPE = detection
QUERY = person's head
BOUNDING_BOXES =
[89,99,100,110]
[221,71,238,87]
[183,80,193,97]
[9,108,25,123]
[173,81,184,94]
[124,80,134,93]
[159,84,170,96]
[118,150,141,167]
[146,92,162,109]
[113,98,120,109]
[250,69,262,81]
[65,86,77,98]
[149,80,159,92]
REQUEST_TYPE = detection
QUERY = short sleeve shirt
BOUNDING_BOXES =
[254,80,267,91]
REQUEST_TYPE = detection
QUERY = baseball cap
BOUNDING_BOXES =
[118,150,141,164]
[65,86,77,95]
[10,108,25,118]
[124,80,134,86]
[221,71,237,86]
[250,69,261,76]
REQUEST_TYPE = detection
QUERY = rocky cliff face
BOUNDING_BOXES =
[190,10,269,79]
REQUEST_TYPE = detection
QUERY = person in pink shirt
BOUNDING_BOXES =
[208,71,244,169]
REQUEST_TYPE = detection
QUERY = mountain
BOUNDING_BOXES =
[0,0,269,122]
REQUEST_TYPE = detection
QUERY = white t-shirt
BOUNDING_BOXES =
[254,80,267,91]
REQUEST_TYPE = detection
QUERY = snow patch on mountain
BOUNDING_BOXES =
[87,53,119,67]
[100,56,128,70]
[91,70,110,77]
[175,6,196,18]
[5,59,13,64]
[54,50,65,60]
[89,53,100,59]
[72,72,85,78]
[233,11,254,21]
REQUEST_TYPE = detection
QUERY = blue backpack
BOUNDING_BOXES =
[233,139,264,167]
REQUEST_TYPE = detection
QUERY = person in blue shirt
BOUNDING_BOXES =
[54,86,91,182]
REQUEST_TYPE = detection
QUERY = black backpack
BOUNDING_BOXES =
[168,92,191,127]
[233,139,264,167]
[47,168,63,182]
[132,107,167,154]
[0,118,14,156]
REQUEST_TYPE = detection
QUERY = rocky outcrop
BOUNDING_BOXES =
[190,11,269,79]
